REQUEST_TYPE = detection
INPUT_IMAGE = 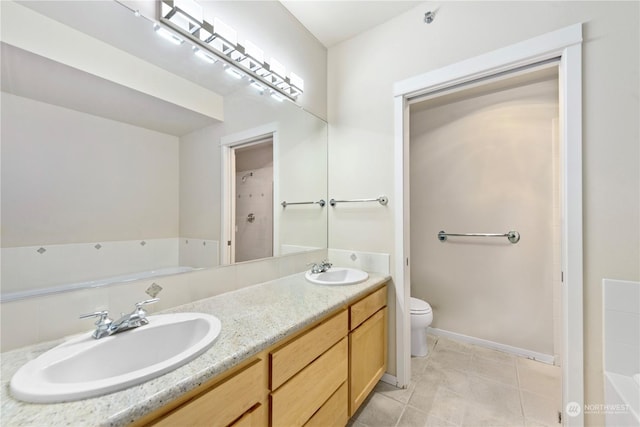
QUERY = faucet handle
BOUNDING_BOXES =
[130,298,159,327]
[80,310,112,339]
[307,262,321,274]
[135,298,159,309]
[79,310,112,326]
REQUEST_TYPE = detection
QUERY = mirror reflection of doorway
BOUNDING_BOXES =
[232,139,273,263]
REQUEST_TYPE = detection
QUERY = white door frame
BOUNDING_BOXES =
[393,24,583,425]
[220,122,279,265]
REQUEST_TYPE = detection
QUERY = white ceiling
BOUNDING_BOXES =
[279,1,422,48]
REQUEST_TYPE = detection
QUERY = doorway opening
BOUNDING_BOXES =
[221,130,275,265]
[408,63,563,422]
[409,63,561,362]
[393,24,583,426]
[233,139,274,263]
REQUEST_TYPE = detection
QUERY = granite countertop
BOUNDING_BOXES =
[1,271,389,427]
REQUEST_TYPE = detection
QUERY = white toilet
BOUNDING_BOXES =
[410,297,433,357]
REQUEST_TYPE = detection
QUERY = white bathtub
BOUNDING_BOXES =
[604,372,639,426]
[0,266,201,303]
[603,279,640,426]
[1,238,219,301]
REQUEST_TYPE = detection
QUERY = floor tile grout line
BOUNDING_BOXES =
[515,355,528,425]
[393,403,407,427]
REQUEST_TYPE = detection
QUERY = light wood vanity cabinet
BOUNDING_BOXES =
[134,283,387,427]
[269,284,388,424]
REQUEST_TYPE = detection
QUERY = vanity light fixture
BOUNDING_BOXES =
[225,67,244,80]
[270,91,284,102]
[289,72,304,97]
[268,57,295,94]
[208,18,239,57]
[153,24,184,45]
[269,57,286,84]
[250,80,266,93]
[160,0,203,35]
[193,47,216,64]
[242,40,265,72]
[158,0,304,102]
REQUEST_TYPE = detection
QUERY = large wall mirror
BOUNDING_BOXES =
[0,1,327,301]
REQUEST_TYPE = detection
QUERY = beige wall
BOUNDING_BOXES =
[1,92,179,247]
[410,77,559,356]
[178,88,328,250]
[328,1,639,422]
[179,123,223,241]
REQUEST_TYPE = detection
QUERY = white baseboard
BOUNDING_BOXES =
[380,373,399,387]
[429,327,556,364]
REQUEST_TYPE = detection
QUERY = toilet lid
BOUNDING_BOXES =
[410,297,432,314]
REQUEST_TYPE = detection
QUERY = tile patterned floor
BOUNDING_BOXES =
[349,335,561,427]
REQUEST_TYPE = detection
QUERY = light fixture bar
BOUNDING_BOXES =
[158,0,303,102]
[153,24,184,45]
[250,80,266,93]
[225,67,244,79]
[193,47,216,63]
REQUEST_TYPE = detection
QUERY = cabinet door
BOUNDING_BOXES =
[349,307,387,416]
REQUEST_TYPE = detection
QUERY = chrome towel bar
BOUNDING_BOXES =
[281,199,326,208]
[329,196,388,206]
[437,230,521,244]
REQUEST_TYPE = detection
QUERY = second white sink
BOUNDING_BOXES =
[10,312,221,403]
[305,267,369,286]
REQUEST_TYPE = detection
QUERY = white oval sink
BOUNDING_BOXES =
[10,312,221,403]
[305,267,369,286]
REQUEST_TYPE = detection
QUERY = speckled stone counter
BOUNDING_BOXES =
[1,271,389,427]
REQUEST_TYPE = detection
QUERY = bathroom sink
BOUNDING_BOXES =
[305,267,369,286]
[10,312,221,403]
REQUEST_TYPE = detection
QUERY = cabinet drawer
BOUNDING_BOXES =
[152,358,266,427]
[270,309,348,390]
[230,402,267,427]
[350,285,387,330]
[304,381,348,427]
[271,338,348,427]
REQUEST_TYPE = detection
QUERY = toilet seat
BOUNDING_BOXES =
[410,297,432,314]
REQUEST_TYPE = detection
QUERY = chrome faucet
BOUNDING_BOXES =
[110,298,159,334]
[79,310,112,339]
[80,298,159,339]
[309,260,333,274]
